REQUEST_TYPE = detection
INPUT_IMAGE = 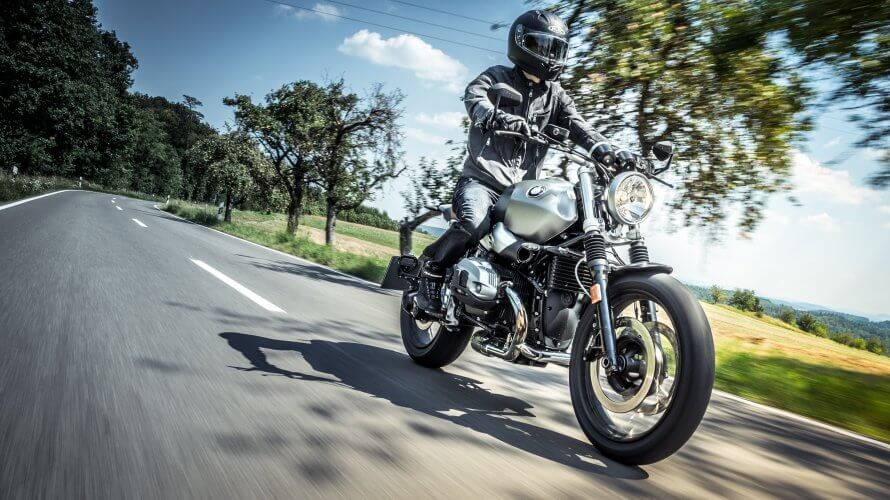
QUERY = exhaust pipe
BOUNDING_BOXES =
[470,286,527,361]
[517,344,571,367]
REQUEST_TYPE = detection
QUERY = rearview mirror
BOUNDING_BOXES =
[487,83,523,108]
[652,141,674,161]
[543,124,569,143]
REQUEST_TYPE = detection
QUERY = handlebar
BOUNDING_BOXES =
[491,128,672,186]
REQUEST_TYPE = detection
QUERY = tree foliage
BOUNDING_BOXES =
[708,0,889,187]
[315,81,405,245]
[707,285,727,304]
[728,288,763,312]
[225,82,330,235]
[187,133,268,221]
[553,0,812,235]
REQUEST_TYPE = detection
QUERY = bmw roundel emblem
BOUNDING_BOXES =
[527,185,545,197]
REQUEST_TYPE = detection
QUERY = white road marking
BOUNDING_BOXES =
[189,259,285,313]
[131,218,147,227]
[116,206,123,211]
[112,199,116,203]
[0,190,74,212]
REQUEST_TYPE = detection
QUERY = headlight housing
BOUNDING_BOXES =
[606,172,654,225]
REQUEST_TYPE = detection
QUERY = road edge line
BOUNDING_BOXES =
[153,203,889,449]
[0,190,75,212]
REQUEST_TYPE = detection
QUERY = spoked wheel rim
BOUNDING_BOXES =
[584,295,682,442]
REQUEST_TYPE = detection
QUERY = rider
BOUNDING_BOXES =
[414,9,612,315]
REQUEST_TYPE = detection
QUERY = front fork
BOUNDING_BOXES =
[577,166,620,370]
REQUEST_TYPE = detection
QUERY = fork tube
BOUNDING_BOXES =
[578,165,618,369]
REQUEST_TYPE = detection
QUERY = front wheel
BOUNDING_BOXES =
[400,292,473,368]
[569,273,714,464]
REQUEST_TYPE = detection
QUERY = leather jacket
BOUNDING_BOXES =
[461,65,607,191]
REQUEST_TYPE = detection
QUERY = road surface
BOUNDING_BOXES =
[0,190,887,499]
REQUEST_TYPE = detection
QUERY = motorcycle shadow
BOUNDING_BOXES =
[219,332,648,480]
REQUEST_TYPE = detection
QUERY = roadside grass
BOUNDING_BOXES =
[165,200,389,282]
[715,343,890,441]
[164,200,890,442]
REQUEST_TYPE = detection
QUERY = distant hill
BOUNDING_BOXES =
[684,284,889,354]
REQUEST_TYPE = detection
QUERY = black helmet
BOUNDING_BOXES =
[507,10,569,81]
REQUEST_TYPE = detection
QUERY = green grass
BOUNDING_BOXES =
[716,343,890,441]
[165,201,389,282]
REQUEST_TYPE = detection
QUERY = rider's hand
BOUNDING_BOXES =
[491,111,531,136]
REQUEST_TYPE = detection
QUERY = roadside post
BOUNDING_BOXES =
[11,166,18,183]
[165,195,170,209]
[217,201,224,221]
[78,176,82,189]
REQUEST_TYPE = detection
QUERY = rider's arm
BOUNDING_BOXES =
[464,68,499,128]
[553,85,608,150]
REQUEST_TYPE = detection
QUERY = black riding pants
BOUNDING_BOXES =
[422,177,500,269]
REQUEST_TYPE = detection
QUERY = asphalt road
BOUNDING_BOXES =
[1,190,887,499]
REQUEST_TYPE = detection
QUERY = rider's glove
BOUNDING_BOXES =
[489,110,531,136]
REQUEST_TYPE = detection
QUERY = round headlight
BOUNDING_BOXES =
[607,172,654,225]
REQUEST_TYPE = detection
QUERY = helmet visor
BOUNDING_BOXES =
[519,31,568,65]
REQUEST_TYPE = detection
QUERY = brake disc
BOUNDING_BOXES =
[590,317,657,413]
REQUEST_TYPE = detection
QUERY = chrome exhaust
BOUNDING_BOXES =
[517,344,571,367]
[470,286,527,361]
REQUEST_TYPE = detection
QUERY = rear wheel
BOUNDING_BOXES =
[569,273,714,464]
[400,292,472,368]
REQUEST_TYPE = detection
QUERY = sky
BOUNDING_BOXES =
[94,0,890,318]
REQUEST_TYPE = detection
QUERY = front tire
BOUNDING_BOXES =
[569,273,714,464]
[400,292,472,368]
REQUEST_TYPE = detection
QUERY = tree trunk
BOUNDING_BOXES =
[325,198,337,246]
[285,183,304,236]
[224,190,233,222]
[398,209,439,255]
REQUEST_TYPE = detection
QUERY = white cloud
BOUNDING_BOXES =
[800,213,838,232]
[277,3,340,22]
[879,205,890,215]
[824,136,841,149]
[405,128,448,145]
[416,111,464,129]
[792,151,876,205]
[338,30,468,90]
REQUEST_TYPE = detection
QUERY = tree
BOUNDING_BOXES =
[728,289,762,313]
[866,337,885,355]
[188,133,268,222]
[314,81,405,246]
[224,82,329,235]
[778,308,797,325]
[553,0,812,235]
[852,337,867,350]
[0,0,137,178]
[707,285,727,304]
[797,313,818,332]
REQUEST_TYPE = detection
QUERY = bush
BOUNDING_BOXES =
[830,331,854,346]
[866,337,885,355]
[797,313,818,332]
[778,308,796,324]
[852,338,867,350]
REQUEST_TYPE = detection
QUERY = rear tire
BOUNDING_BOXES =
[400,292,472,368]
[569,273,714,464]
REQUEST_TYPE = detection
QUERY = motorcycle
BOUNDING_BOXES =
[381,83,714,465]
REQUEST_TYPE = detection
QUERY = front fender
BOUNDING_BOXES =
[608,262,673,284]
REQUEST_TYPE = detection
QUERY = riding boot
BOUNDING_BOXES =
[413,261,445,316]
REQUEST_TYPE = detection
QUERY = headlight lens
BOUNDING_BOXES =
[607,172,654,225]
